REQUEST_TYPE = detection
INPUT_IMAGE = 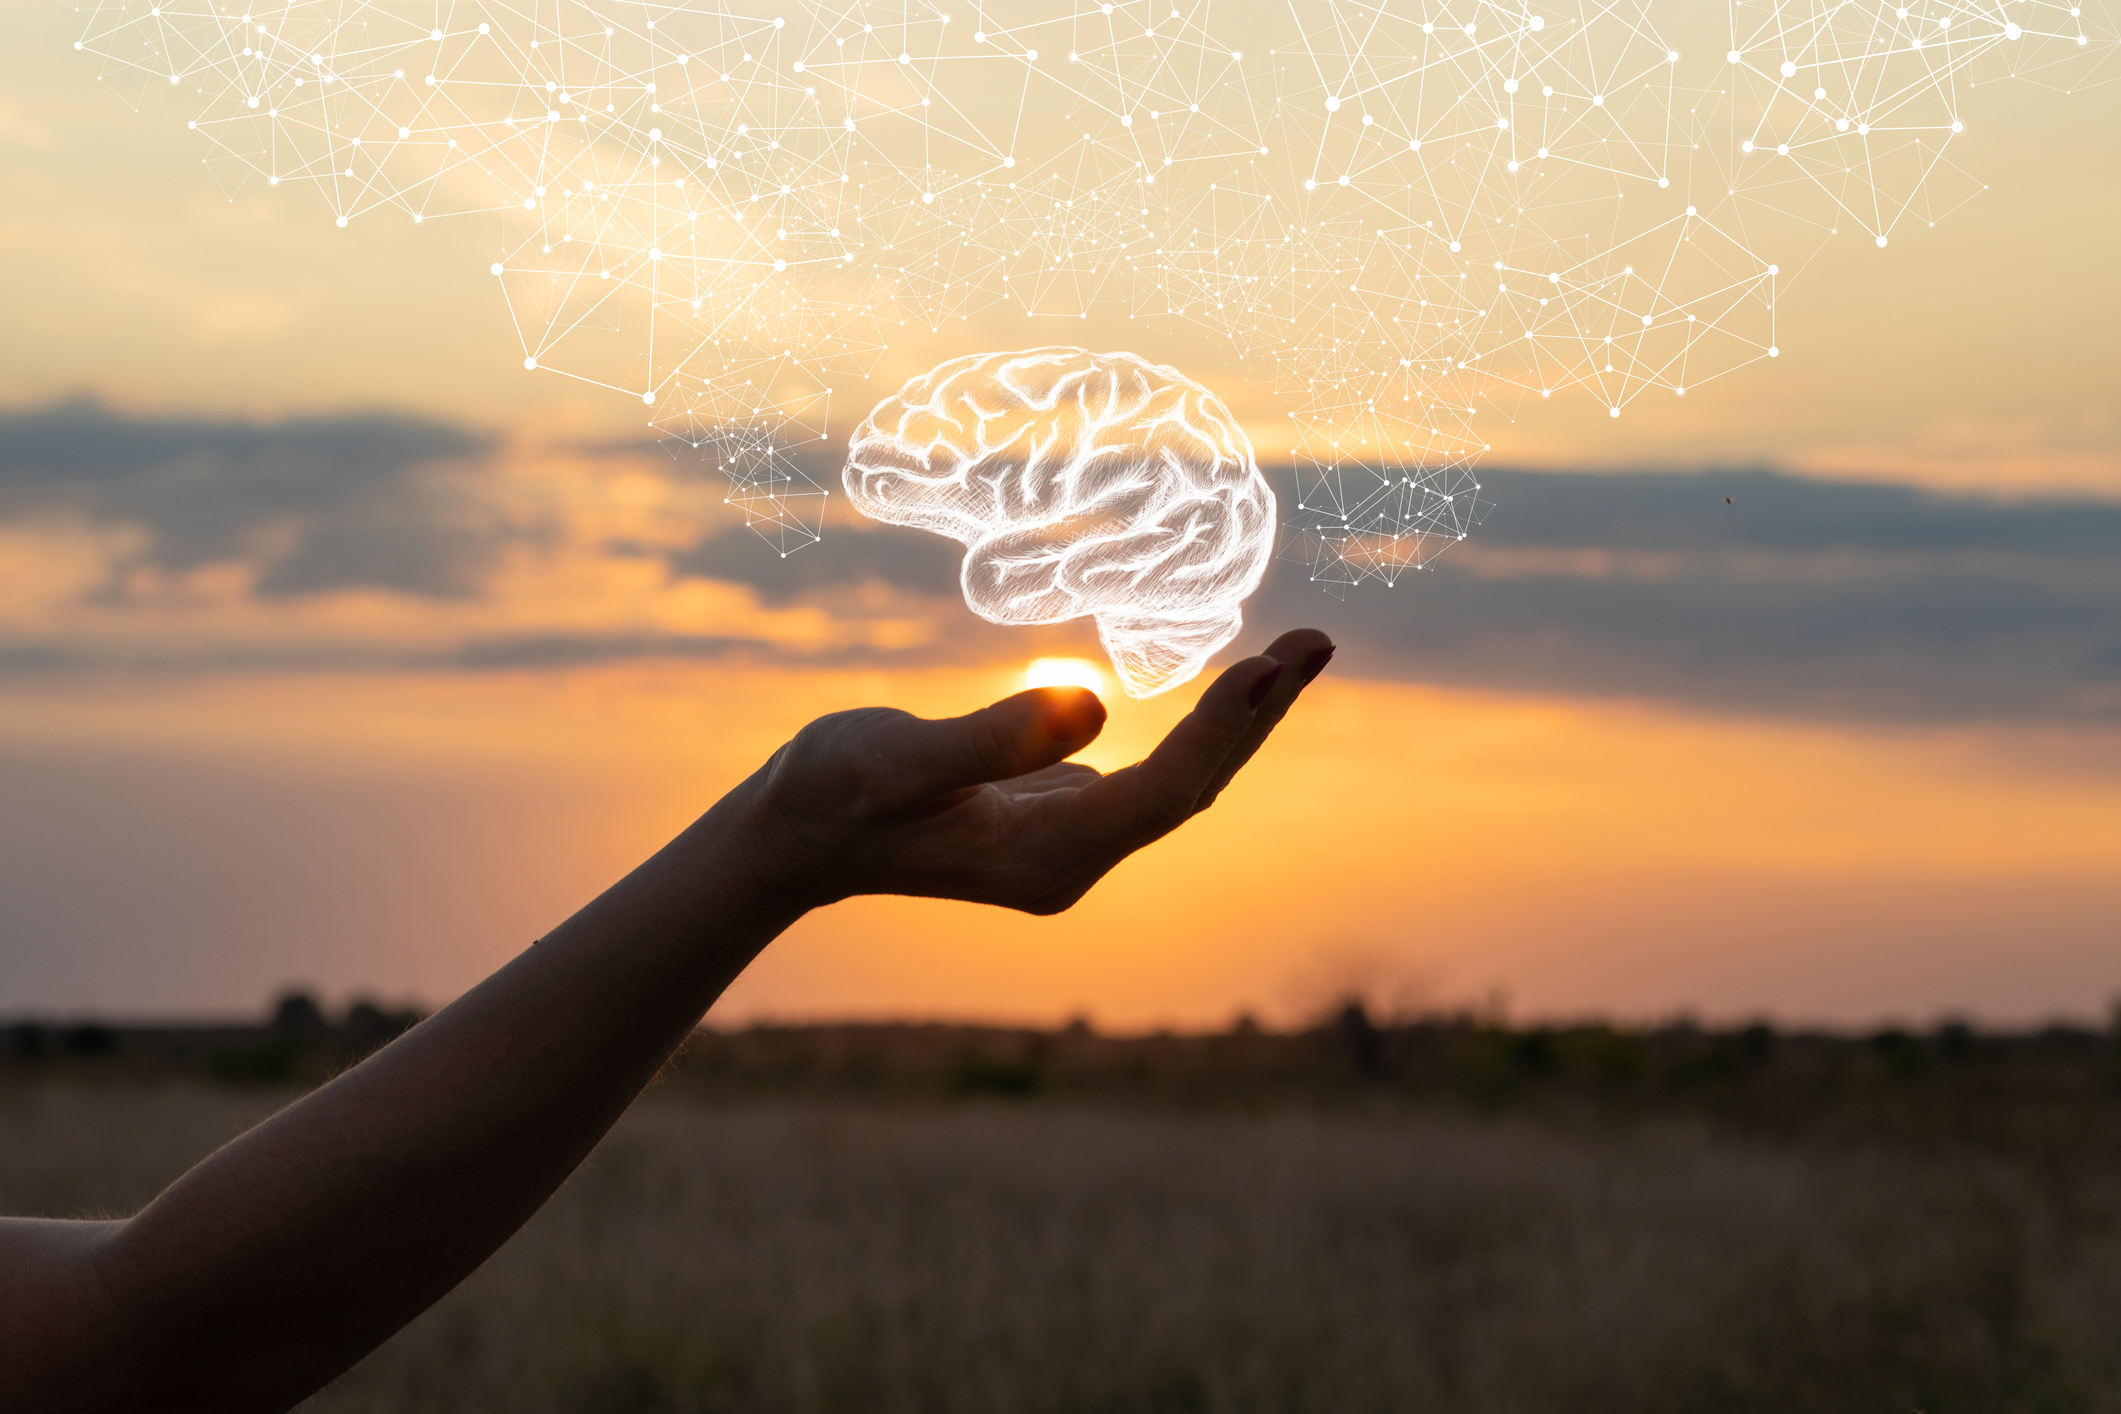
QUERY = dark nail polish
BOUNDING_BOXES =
[1246,662,1284,708]
[1300,644,1337,686]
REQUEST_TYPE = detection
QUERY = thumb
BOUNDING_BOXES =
[878,687,1107,806]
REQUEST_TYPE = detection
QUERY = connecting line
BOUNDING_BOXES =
[75,0,2116,572]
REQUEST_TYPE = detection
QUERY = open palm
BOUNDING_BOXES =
[741,628,1334,914]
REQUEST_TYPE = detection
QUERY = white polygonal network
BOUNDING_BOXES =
[70,0,2115,589]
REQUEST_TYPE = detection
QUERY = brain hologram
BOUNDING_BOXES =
[846,349,1274,697]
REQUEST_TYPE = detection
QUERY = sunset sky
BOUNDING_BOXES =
[3,0,2118,1029]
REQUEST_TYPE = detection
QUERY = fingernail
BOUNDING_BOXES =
[1246,662,1285,709]
[1299,644,1337,686]
[1042,688,1105,739]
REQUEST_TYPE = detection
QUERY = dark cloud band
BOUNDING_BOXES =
[3,402,2115,722]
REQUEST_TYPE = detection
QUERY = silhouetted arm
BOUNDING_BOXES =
[0,629,1333,1414]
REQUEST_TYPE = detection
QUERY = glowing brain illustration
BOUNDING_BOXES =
[844,349,1277,698]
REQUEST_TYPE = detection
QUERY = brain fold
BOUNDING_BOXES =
[845,349,1276,697]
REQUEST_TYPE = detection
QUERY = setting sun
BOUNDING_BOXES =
[1024,657,1108,696]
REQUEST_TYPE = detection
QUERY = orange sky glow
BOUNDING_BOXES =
[1,1,2117,1027]
[4,662,2115,1027]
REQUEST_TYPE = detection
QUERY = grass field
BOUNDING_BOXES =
[5,1059,2121,1413]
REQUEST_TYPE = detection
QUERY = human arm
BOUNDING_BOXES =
[0,629,1334,1414]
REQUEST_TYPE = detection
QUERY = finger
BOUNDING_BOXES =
[1068,653,1284,849]
[869,686,1107,808]
[1194,629,1335,810]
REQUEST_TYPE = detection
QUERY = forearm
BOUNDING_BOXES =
[0,638,1329,1412]
[64,781,801,1412]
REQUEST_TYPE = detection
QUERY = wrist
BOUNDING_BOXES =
[680,766,835,925]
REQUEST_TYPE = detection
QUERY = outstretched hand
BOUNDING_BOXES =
[736,628,1335,915]
[0,631,1341,1414]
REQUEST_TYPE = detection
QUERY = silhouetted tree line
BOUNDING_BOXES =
[9,993,2121,1157]
[3,990,420,1084]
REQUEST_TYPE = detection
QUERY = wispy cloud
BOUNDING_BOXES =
[1257,467,2121,722]
[4,402,2116,720]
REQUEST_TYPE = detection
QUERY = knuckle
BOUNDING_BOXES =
[969,711,1024,778]
[772,708,905,815]
[1137,790,1195,839]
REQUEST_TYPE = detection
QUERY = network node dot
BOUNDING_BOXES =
[88,0,2094,596]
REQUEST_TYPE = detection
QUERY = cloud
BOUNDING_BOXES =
[2,401,2115,721]
[672,522,962,601]
[1250,468,2121,722]
[0,401,967,671]
[0,398,494,597]
[675,460,2121,720]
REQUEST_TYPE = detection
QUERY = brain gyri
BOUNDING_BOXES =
[844,349,1276,698]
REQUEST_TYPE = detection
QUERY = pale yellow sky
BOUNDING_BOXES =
[6,0,2118,492]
